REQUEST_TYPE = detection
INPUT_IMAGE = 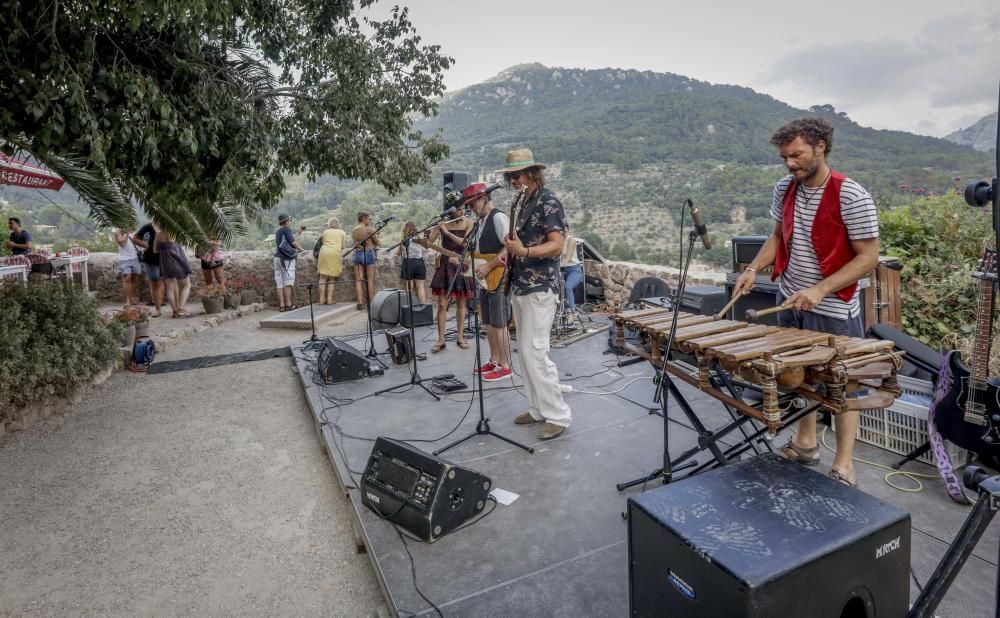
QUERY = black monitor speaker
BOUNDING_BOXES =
[443,171,474,204]
[627,454,910,618]
[316,337,370,383]
[361,437,492,542]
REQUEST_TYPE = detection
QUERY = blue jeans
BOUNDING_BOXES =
[561,265,583,310]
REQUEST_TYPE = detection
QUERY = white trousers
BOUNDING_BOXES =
[511,291,572,427]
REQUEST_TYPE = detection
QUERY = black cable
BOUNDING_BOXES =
[911,565,924,593]
[396,525,444,617]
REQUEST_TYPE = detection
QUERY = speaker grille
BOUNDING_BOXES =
[374,457,420,497]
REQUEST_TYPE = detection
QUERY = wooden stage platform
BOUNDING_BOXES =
[291,317,997,617]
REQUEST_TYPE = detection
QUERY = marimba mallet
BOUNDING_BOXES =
[714,294,743,321]
[745,305,791,322]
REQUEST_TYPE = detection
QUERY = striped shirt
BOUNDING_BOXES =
[770,174,878,320]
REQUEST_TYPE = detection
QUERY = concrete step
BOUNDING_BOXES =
[259,302,356,330]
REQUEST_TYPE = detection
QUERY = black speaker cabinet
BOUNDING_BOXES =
[679,284,727,316]
[361,437,493,542]
[627,454,910,618]
[443,171,474,200]
[725,272,781,325]
[317,337,370,383]
[400,302,434,327]
[732,235,769,271]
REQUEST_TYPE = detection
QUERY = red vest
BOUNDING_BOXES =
[771,169,857,302]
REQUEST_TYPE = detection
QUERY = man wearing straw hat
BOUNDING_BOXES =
[499,148,572,440]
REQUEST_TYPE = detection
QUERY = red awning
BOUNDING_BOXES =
[0,154,64,191]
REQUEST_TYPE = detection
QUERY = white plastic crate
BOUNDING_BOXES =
[837,376,965,466]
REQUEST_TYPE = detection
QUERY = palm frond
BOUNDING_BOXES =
[25,150,137,230]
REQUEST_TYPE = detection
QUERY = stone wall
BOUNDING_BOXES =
[86,251,728,306]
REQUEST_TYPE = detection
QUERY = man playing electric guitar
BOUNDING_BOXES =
[461,182,513,381]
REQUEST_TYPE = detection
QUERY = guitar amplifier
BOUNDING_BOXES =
[361,437,492,542]
[400,302,434,327]
[628,454,910,618]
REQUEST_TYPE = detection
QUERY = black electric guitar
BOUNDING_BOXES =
[934,248,1000,452]
[501,187,526,296]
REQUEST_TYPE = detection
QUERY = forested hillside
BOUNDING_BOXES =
[3,63,994,265]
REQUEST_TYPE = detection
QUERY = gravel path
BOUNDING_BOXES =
[0,307,387,616]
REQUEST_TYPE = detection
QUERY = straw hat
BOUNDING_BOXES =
[497,148,546,174]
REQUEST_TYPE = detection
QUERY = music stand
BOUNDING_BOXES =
[434,216,533,456]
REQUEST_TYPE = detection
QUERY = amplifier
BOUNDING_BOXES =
[628,454,910,618]
[317,337,370,383]
[731,235,769,272]
[361,437,492,542]
[724,272,781,324]
[400,302,434,327]
[679,285,727,316]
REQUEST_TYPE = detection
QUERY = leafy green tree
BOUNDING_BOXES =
[0,1,452,245]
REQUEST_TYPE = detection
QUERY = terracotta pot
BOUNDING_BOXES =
[202,297,224,314]
[240,290,258,305]
[134,319,150,338]
[122,324,136,348]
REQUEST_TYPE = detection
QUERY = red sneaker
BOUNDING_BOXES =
[482,366,512,382]
[474,360,498,374]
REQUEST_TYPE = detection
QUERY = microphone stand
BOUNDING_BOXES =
[374,215,450,401]
[300,282,320,346]
[617,202,723,490]
[434,216,533,456]
[345,221,390,369]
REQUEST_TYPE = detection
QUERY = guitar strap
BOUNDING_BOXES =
[928,350,972,505]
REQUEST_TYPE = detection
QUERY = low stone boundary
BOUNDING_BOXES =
[85,251,730,307]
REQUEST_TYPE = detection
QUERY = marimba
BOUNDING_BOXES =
[613,307,905,433]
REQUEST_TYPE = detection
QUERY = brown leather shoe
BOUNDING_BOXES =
[514,412,541,425]
[537,423,565,440]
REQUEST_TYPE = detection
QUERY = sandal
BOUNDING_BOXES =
[151,310,161,318]
[431,342,447,353]
[279,306,287,312]
[456,339,469,349]
[777,439,820,466]
[828,467,858,488]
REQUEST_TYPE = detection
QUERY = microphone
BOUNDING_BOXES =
[686,199,711,250]
[483,181,504,195]
[377,215,396,225]
[436,205,459,220]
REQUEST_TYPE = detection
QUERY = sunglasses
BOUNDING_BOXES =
[504,171,523,181]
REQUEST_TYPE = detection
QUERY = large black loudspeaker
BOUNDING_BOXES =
[317,337,370,383]
[443,171,474,203]
[400,302,434,327]
[725,272,781,325]
[370,289,402,328]
[731,235,769,271]
[627,454,910,618]
[361,437,492,542]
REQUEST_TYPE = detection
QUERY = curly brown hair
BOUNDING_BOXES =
[506,167,546,188]
[770,117,834,155]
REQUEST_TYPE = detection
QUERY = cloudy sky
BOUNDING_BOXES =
[368,0,998,137]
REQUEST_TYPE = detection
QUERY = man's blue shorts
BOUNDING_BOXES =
[353,249,376,266]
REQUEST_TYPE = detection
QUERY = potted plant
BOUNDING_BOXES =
[113,305,145,347]
[239,275,261,305]
[131,305,152,338]
[223,281,241,309]
[201,283,225,314]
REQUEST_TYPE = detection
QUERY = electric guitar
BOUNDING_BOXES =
[934,248,1000,452]
[501,187,527,296]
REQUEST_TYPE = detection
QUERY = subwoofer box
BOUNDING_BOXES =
[627,454,910,618]
[725,272,780,325]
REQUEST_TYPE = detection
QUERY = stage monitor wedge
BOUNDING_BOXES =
[317,337,370,383]
[361,437,492,542]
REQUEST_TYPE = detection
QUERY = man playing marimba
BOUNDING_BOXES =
[732,117,879,488]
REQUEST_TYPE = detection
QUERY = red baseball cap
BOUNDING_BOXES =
[461,182,489,206]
